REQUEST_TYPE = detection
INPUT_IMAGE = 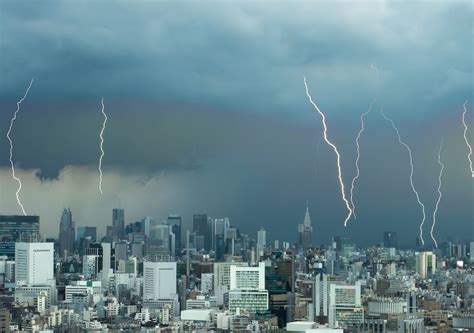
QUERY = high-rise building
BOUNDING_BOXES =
[168,215,182,257]
[193,214,212,251]
[383,231,398,249]
[143,261,177,300]
[150,221,171,250]
[58,209,75,258]
[297,203,313,250]
[77,227,97,242]
[0,215,40,259]
[416,251,436,279]
[113,209,125,240]
[257,228,266,250]
[15,242,54,285]
[228,262,268,314]
[328,282,364,328]
[114,242,128,262]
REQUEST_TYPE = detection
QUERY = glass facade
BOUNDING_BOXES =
[0,215,40,259]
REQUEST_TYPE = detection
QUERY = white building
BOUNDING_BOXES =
[14,284,57,307]
[328,282,364,328]
[230,262,265,290]
[15,242,54,285]
[65,280,102,305]
[416,251,436,279]
[228,262,268,314]
[214,261,248,291]
[143,261,176,300]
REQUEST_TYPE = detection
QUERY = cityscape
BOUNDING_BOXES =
[0,0,473,332]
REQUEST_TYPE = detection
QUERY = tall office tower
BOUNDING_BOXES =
[228,262,268,314]
[113,209,125,240]
[0,215,40,259]
[214,218,230,252]
[142,216,154,236]
[101,243,112,284]
[215,234,226,261]
[297,203,313,250]
[314,272,329,321]
[143,261,177,300]
[114,242,128,262]
[193,214,211,251]
[383,231,398,249]
[416,251,436,279]
[328,282,364,328]
[77,227,97,242]
[15,242,54,285]
[150,221,171,250]
[257,228,266,251]
[58,209,75,258]
[168,215,182,257]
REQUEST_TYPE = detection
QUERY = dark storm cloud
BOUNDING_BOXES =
[0,0,472,245]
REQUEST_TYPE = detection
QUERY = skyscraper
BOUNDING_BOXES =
[193,214,211,251]
[383,231,398,249]
[416,251,436,279]
[298,202,313,250]
[168,215,182,257]
[15,242,54,285]
[58,209,75,258]
[0,215,40,259]
[257,228,266,260]
[113,209,125,240]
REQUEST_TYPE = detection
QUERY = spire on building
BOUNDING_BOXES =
[304,201,312,229]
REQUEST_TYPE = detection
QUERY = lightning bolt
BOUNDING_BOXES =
[430,138,444,248]
[381,110,427,245]
[98,98,107,195]
[303,76,353,226]
[7,78,34,216]
[370,64,379,82]
[349,100,374,219]
[461,100,474,178]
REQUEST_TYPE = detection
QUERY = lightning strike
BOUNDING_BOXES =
[370,64,379,82]
[349,100,374,219]
[461,100,474,178]
[7,78,34,216]
[430,138,444,248]
[98,98,108,195]
[381,110,427,245]
[303,76,353,226]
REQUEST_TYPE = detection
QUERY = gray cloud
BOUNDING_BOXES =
[0,0,472,245]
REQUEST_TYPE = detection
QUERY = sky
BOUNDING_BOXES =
[0,0,472,247]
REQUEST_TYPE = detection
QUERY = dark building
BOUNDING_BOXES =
[215,234,225,261]
[113,208,125,240]
[77,227,97,241]
[125,221,143,235]
[168,215,182,257]
[193,214,211,251]
[297,203,313,250]
[0,215,40,259]
[383,231,398,249]
[58,209,75,258]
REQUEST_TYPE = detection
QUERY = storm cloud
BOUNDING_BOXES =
[0,0,472,246]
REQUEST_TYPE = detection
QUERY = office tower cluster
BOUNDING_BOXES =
[0,204,472,332]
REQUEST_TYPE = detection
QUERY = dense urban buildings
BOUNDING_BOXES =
[0,205,472,332]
